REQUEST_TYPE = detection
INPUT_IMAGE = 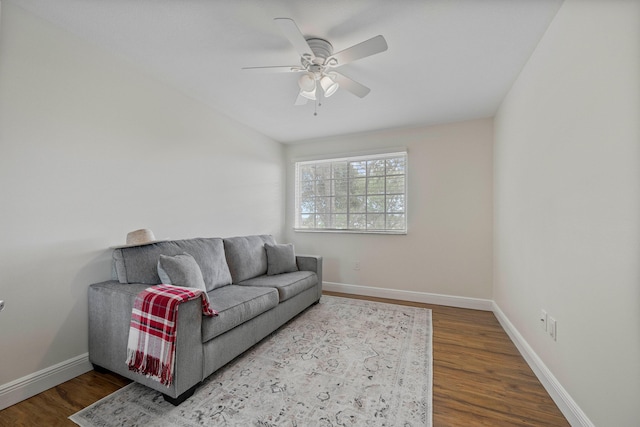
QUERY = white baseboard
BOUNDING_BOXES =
[492,303,594,427]
[0,353,93,410]
[323,281,494,311]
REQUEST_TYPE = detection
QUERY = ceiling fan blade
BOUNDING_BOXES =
[333,72,371,98]
[329,35,388,67]
[241,65,303,73]
[274,18,315,60]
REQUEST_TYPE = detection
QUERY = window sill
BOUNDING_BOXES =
[293,228,407,235]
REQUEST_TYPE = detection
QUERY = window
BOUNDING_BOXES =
[295,151,407,234]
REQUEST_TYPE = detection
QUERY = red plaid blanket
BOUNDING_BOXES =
[126,284,217,386]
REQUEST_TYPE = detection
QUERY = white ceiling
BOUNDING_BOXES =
[12,0,563,143]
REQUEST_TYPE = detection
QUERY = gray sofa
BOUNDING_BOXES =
[88,235,322,405]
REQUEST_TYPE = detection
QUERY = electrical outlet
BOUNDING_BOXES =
[539,309,547,332]
[548,317,557,341]
[353,261,360,271]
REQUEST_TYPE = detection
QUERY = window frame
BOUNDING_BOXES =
[294,151,408,235]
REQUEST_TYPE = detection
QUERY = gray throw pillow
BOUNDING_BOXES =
[157,252,207,291]
[265,243,298,276]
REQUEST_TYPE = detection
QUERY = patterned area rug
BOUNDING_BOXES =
[71,295,432,426]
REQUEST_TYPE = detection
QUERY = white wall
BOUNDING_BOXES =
[494,0,640,425]
[0,1,284,391]
[285,119,493,302]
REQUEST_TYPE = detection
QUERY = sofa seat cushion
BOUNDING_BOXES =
[202,285,279,343]
[238,271,317,302]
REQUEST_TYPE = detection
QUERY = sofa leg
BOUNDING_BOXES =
[163,383,199,406]
[92,364,110,374]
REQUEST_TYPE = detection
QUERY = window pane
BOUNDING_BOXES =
[367,214,385,230]
[331,214,348,229]
[299,165,315,181]
[386,157,406,175]
[386,176,404,194]
[367,160,386,176]
[334,179,348,196]
[387,214,405,230]
[367,195,385,213]
[367,177,385,194]
[349,178,366,195]
[334,196,348,213]
[316,214,330,228]
[315,163,331,180]
[332,162,348,179]
[349,214,366,229]
[387,195,405,213]
[316,197,331,213]
[300,197,315,213]
[316,179,331,197]
[301,180,315,198]
[299,214,315,228]
[349,161,367,178]
[350,195,366,213]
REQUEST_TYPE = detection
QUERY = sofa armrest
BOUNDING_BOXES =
[88,280,205,398]
[296,255,323,300]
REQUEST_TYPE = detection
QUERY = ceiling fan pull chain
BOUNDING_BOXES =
[314,80,321,116]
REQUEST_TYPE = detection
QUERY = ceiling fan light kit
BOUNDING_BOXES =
[298,72,316,92]
[297,73,316,100]
[297,71,338,101]
[299,87,316,101]
[320,74,339,97]
[242,17,388,113]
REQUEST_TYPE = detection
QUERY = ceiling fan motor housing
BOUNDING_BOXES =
[305,38,334,64]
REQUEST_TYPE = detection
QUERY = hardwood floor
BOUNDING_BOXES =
[0,369,130,427]
[0,292,569,426]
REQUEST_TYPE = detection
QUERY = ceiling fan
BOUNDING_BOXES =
[242,18,388,106]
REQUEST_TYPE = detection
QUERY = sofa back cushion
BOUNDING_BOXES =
[223,235,275,283]
[113,237,232,291]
